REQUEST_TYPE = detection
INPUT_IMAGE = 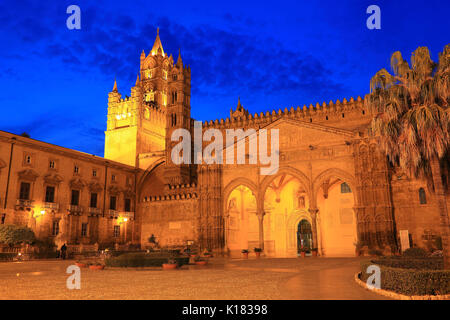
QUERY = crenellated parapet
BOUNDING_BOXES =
[201,95,371,130]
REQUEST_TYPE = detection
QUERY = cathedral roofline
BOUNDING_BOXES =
[203,95,370,129]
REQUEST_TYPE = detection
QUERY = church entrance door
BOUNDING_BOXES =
[297,219,313,253]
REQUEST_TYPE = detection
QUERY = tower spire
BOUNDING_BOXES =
[135,74,140,86]
[177,48,183,66]
[112,78,118,92]
[151,28,165,56]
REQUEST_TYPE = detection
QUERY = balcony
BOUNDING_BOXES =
[108,209,120,218]
[88,207,102,216]
[122,211,135,220]
[43,202,59,210]
[67,204,83,215]
[16,199,34,209]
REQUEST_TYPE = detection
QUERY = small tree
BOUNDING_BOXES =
[0,225,35,246]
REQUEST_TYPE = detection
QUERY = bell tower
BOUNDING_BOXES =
[164,48,192,185]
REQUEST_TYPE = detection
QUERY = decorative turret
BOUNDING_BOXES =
[151,28,165,57]
[176,48,183,67]
[230,97,249,119]
[108,79,121,104]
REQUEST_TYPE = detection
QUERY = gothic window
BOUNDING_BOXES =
[171,113,177,126]
[111,174,116,182]
[163,70,168,80]
[74,165,79,174]
[419,188,427,204]
[19,182,31,200]
[171,92,177,104]
[342,113,345,118]
[341,182,352,193]
[92,169,97,177]
[45,186,55,203]
[49,160,55,169]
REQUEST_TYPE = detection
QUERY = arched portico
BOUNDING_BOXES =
[312,168,359,256]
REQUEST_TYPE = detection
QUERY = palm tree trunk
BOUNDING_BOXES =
[430,156,450,269]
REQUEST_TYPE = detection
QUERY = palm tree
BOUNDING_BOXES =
[365,45,450,269]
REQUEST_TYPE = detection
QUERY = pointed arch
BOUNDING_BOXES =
[258,166,311,212]
[312,168,359,207]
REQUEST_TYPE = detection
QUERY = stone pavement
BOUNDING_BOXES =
[0,257,388,300]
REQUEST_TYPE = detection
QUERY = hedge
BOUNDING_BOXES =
[105,253,190,267]
[374,257,443,270]
[361,259,450,296]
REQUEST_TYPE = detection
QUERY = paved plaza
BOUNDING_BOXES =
[0,257,388,300]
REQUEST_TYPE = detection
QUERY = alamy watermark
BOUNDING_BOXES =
[170,121,279,175]
[366,5,381,30]
[66,265,81,290]
[66,5,81,30]
[366,265,381,290]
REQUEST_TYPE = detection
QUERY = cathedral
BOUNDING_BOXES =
[0,30,446,257]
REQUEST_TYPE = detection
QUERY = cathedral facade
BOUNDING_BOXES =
[0,30,447,257]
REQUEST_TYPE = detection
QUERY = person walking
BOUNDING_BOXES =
[60,243,67,260]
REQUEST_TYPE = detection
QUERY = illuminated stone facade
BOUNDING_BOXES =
[1,30,447,256]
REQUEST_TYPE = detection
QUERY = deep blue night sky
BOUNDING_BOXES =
[0,0,448,156]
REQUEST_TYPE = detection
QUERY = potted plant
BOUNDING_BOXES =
[162,258,178,270]
[203,249,212,257]
[194,256,208,265]
[299,247,308,258]
[75,261,87,268]
[241,249,249,259]
[89,263,105,270]
[311,248,318,257]
[254,247,262,258]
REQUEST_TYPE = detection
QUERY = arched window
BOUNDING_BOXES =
[419,188,427,204]
[341,182,352,193]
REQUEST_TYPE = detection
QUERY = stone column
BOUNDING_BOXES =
[308,208,319,249]
[256,211,265,251]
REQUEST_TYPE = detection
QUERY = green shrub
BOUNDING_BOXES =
[0,225,35,246]
[0,253,17,261]
[403,247,428,258]
[360,259,450,295]
[105,253,189,267]
[375,256,443,270]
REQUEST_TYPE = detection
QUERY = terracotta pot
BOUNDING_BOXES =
[312,251,317,257]
[242,252,249,259]
[76,263,87,268]
[300,252,306,258]
[195,260,208,265]
[162,263,178,270]
[255,252,261,258]
[89,265,104,270]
